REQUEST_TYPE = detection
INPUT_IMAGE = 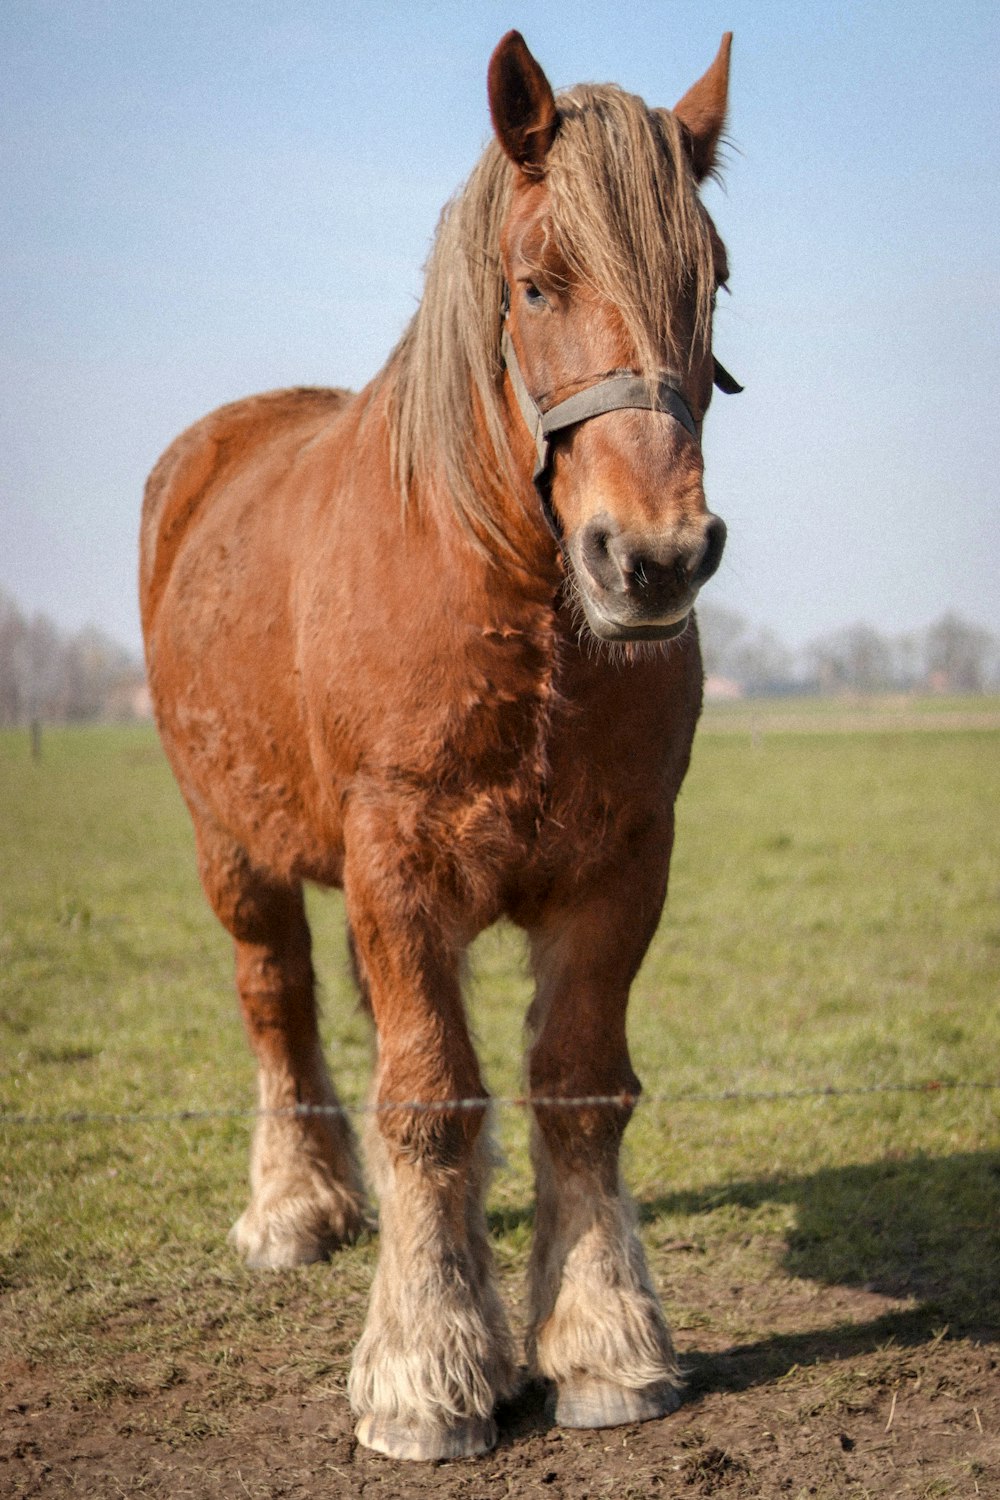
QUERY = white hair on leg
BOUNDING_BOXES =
[528,1120,680,1427]
[349,1109,516,1460]
[230,1042,367,1267]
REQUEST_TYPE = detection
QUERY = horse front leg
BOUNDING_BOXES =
[525,866,680,1429]
[344,820,516,1460]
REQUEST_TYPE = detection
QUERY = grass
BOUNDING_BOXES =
[1,714,999,1414]
[700,691,1000,735]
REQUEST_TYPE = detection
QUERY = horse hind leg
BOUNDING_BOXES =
[195,819,367,1266]
[525,886,681,1429]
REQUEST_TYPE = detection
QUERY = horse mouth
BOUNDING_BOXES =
[580,600,692,644]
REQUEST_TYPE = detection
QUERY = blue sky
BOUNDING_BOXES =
[2,1,998,653]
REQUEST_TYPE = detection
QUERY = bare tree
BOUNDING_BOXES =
[0,589,26,726]
[807,623,894,694]
[24,614,62,719]
[695,603,749,678]
[696,604,796,694]
[890,632,922,691]
[923,613,996,693]
[0,590,145,724]
[731,626,794,694]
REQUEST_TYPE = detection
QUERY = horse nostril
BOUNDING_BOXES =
[580,524,618,591]
[580,516,725,603]
[692,515,726,586]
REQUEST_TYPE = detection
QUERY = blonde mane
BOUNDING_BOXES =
[383,84,718,552]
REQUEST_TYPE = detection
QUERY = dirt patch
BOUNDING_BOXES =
[3,1284,997,1499]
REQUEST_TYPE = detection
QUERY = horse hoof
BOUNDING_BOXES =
[355,1412,498,1461]
[554,1376,681,1429]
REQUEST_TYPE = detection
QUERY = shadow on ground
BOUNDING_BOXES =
[642,1148,1000,1401]
[642,1149,1000,1322]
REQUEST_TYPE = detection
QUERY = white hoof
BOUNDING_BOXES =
[554,1374,682,1429]
[355,1412,498,1460]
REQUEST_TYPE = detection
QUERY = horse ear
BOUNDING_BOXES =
[488,31,559,177]
[673,33,732,182]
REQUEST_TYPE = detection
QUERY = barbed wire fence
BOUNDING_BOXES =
[2,1077,998,1131]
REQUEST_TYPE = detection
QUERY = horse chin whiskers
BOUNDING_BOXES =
[560,571,685,667]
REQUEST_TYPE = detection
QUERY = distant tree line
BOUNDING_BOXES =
[698,605,1000,697]
[0,588,147,726]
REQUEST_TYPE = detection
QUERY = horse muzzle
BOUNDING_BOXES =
[568,511,727,641]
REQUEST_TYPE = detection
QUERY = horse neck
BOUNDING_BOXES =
[469,383,566,595]
[376,361,563,621]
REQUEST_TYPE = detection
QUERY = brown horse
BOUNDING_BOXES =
[140,31,737,1461]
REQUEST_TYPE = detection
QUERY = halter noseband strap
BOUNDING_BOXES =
[499,293,742,543]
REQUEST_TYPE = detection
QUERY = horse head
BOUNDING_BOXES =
[489,31,732,642]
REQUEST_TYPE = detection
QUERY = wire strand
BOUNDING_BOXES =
[1,1078,996,1130]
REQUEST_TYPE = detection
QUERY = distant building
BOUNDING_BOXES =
[102,676,153,721]
[704,675,744,702]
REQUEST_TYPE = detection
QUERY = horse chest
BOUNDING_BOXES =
[393,659,680,929]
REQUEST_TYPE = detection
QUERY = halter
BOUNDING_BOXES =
[500,285,742,543]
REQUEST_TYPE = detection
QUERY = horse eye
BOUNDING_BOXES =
[524,282,548,308]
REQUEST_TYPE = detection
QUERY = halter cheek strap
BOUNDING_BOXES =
[499,301,742,542]
[712,358,744,396]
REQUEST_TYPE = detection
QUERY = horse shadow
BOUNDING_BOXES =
[641,1148,1000,1399]
[490,1149,1000,1435]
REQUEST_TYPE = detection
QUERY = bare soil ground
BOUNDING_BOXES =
[3,1277,997,1500]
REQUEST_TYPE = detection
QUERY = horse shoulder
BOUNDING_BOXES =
[140,387,353,633]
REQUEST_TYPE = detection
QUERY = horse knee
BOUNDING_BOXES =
[527,1028,639,1167]
[372,1088,486,1181]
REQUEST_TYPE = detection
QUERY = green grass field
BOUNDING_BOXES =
[2,713,998,1495]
